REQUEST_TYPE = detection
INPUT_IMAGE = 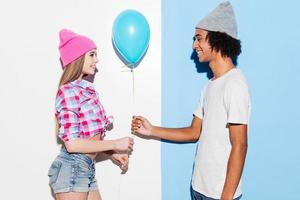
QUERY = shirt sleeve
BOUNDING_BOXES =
[105,115,114,126]
[55,88,81,142]
[194,87,206,119]
[224,80,251,125]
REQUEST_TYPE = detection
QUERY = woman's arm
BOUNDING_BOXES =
[64,137,134,153]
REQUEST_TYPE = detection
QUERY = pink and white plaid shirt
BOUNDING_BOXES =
[55,79,113,142]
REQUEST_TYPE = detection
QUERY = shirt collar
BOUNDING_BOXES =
[71,79,95,91]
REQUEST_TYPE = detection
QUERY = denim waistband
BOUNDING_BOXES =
[59,147,94,166]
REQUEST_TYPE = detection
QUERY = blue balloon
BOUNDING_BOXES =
[112,10,150,68]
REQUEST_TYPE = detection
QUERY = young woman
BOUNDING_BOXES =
[48,29,134,200]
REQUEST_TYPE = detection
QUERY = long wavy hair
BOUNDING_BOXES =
[55,56,85,136]
[58,56,85,89]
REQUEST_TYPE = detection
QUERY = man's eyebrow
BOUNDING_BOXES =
[195,34,201,37]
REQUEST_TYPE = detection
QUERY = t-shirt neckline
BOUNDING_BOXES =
[210,68,237,83]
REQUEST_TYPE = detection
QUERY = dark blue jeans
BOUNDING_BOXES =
[192,188,242,200]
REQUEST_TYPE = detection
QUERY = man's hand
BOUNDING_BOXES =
[131,116,153,136]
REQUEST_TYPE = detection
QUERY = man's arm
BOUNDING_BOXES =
[221,124,248,200]
[131,115,202,142]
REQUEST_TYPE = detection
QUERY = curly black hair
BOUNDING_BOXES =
[206,31,241,59]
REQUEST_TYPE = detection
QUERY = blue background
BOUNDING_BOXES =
[162,0,300,199]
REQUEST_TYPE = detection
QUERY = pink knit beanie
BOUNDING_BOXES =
[59,29,97,67]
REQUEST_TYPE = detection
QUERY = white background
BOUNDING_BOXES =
[0,0,161,199]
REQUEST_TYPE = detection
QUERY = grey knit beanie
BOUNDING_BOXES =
[196,1,238,39]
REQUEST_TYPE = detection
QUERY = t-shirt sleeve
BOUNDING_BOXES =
[55,88,81,142]
[224,80,251,125]
[194,88,205,119]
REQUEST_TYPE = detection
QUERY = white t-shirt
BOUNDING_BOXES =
[192,68,251,199]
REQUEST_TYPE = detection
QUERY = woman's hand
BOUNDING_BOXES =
[131,116,153,136]
[113,137,134,152]
[111,153,129,171]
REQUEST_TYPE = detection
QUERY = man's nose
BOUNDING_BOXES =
[192,40,197,50]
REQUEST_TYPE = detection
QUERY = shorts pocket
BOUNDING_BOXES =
[77,162,91,177]
[48,160,62,186]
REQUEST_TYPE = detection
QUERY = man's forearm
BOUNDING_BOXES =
[151,126,199,142]
[221,145,247,200]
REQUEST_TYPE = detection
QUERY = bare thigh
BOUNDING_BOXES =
[88,191,102,200]
[56,192,88,200]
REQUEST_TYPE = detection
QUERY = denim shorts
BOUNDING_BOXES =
[192,187,242,200]
[48,148,99,194]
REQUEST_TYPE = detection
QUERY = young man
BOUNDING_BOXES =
[132,1,251,200]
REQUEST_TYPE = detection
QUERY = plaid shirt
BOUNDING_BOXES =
[55,79,113,142]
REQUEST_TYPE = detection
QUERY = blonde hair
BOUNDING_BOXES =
[58,56,85,89]
[55,55,85,136]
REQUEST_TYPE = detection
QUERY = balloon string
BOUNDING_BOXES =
[130,66,136,139]
[121,64,133,71]
[117,171,122,200]
[131,67,135,119]
[121,63,136,135]
[118,64,136,200]
[122,64,135,120]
